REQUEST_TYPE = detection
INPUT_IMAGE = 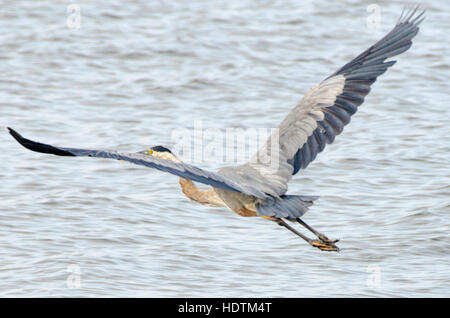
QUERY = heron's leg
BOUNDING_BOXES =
[296,218,339,244]
[275,218,339,252]
[275,218,312,244]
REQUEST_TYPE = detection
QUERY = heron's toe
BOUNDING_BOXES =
[318,234,339,244]
[311,239,340,252]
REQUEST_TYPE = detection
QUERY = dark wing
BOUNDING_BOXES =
[8,128,269,199]
[245,7,425,195]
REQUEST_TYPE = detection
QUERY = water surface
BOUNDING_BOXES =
[0,0,449,297]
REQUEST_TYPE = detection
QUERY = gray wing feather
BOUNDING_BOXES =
[8,128,269,199]
[244,8,424,196]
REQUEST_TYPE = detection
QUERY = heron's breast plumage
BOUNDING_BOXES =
[213,187,259,217]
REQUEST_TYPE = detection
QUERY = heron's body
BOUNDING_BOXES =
[161,149,257,215]
[214,187,259,217]
[8,7,425,252]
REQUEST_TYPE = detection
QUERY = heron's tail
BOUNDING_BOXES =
[256,195,319,220]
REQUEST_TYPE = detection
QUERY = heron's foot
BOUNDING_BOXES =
[310,239,340,252]
[318,234,339,245]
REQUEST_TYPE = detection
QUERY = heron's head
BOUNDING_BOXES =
[141,145,181,163]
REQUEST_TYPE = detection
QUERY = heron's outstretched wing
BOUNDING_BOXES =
[244,7,425,195]
[8,128,269,199]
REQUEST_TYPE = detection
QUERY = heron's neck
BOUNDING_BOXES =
[179,178,226,207]
[152,151,226,207]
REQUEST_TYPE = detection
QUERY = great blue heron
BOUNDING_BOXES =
[8,8,424,252]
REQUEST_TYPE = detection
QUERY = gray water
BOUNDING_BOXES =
[0,0,449,297]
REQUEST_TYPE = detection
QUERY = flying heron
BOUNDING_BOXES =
[8,8,424,252]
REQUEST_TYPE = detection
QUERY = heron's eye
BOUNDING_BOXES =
[145,149,153,155]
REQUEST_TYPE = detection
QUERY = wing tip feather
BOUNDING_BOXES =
[8,127,75,156]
